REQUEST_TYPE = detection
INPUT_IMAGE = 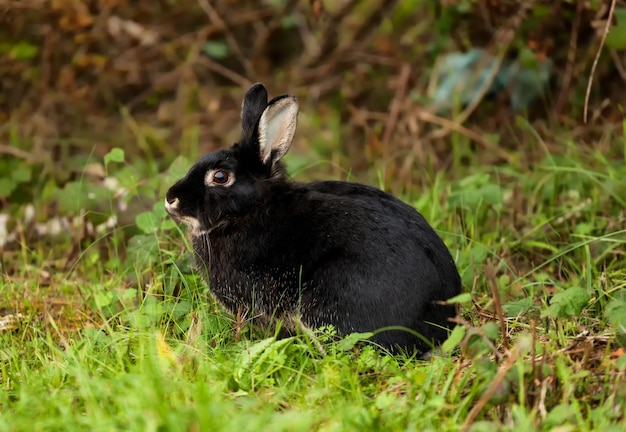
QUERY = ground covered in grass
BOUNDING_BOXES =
[2,1,626,431]
[1,133,625,431]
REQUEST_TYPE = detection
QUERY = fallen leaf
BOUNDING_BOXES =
[611,347,625,358]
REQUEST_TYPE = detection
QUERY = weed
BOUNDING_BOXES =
[1,125,624,431]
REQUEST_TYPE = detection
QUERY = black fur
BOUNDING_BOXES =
[165,83,462,354]
[240,83,267,142]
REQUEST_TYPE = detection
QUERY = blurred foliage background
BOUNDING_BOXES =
[2,0,625,178]
[1,4,626,425]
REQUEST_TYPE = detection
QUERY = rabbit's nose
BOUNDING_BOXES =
[164,197,180,213]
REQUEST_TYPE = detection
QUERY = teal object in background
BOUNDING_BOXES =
[432,48,553,112]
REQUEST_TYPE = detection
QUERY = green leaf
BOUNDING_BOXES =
[606,25,626,49]
[446,292,472,304]
[458,173,490,189]
[574,223,595,235]
[606,8,626,49]
[104,148,125,166]
[480,183,503,205]
[544,404,575,429]
[125,297,162,328]
[337,331,374,351]
[135,211,159,234]
[233,337,293,388]
[447,177,502,210]
[518,47,540,69]
[203,41,230,59]
[531,4,552,18]
[0,178,17,198]
[127,234,160,266]
[441,325,465,353]
[542,287,590,319]
[120,288,138,301]
[40,178,59,203]
[280,15,298,29]
[615,7,626,23]
[9,42,38,60]
[447,189,481,209]
[151,203,167,219]
[466,334,493,358]
[618,353,626,370]
[93,291,115,309]
[161,219,177,231]
[55,182,82,213]
[55,181,111,215]
[11,164,32,183]
[469,421,501,432]
[482,322,501,341]
[605,298,626,326]
[168,300,192,320]
[502,298,534,317]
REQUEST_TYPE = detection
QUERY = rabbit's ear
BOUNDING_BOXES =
[258,95,299,165]
[241,83,268,141]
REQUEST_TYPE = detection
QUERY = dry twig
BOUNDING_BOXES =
[422,0,536,154]
[556,0,584,114]
[196,0,254,77]
[414,109,514,163]
[584,0,617,123]
[485,260,509,351]
[461,346,521,432]
[382,64,411,158]
[0,144,38,162]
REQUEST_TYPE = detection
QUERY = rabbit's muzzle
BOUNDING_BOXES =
[164,196,205,236]
[164,196,180,216]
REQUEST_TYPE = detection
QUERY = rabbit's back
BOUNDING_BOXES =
[292,181,460,350]
[199,179,460,353]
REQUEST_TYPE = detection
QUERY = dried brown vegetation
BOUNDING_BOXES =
[1,1,624,182]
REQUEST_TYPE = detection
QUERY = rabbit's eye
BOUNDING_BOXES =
[205,169,234,187]
[211,170,230,185]
[213,170,229,183]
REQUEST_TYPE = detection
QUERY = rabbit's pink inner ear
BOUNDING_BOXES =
[258,96,299,165]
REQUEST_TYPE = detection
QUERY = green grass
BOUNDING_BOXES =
[1,120,626,431]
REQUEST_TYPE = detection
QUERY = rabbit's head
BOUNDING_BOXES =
[164,83,299,235]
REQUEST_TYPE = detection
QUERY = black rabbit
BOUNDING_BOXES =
[165,83,462,354]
